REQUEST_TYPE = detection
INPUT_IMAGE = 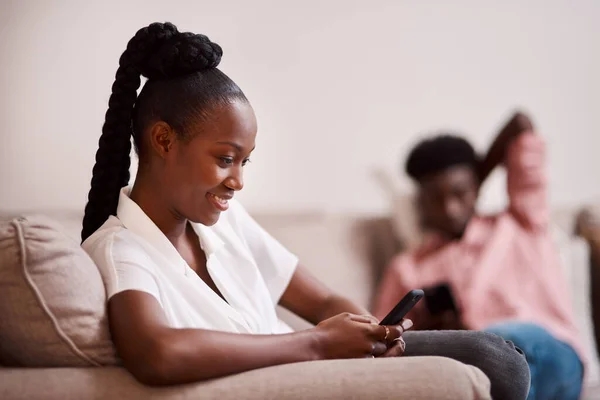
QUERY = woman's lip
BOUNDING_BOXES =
[207,192,230,211]
[209,192,233,201]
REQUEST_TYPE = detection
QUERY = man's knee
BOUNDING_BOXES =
[473,331,526,358]
[468,331,531,400]
[472,331,529,371]
[403,330,531,399]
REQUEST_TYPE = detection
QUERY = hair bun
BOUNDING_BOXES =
[125,22,223,80]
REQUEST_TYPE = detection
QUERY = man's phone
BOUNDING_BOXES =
[424,284,457,316]
[379,289,424,325]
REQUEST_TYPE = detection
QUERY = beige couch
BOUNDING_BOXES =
[0,206,598,399]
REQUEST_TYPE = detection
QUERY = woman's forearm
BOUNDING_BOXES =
[142,328,320,385]
[317,294,371,322]
[278,265,373,325]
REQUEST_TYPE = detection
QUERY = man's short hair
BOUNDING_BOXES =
[405,135,478,181]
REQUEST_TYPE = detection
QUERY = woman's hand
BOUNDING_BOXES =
[379,319,413,357]
[312,313,403,359]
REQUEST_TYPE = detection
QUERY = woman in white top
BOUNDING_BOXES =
[81,22,529,399]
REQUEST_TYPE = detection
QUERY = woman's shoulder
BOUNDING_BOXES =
[81,216,162,301]
[82,216,150,266]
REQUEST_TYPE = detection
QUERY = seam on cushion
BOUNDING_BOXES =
[14,219,101,367]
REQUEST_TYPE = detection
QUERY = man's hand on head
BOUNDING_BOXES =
[478,110,535,184]
[507,111,534,135]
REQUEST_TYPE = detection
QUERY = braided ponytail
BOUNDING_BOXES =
[82,22,243,242]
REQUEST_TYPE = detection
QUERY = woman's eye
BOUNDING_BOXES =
[220,157,234,166]
[242,158,251,166]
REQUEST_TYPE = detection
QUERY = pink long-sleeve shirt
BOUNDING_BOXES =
[373,132,584,365]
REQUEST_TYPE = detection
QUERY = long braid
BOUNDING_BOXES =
[81,23,180,242]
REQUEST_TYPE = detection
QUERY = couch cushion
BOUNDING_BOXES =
[0,215,117,367]
[0,357,491,400]
[576,204,600,254]
[550,225,600,386]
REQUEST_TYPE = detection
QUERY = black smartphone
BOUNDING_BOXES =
[379,289,424,325]
[423,284,457,316]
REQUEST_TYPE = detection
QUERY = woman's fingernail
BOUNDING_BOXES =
[402,319,413,330]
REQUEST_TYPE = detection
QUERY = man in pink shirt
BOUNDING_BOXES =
[373,112,583,399]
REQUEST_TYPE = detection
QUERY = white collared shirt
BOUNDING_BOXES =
[83,187,298,334]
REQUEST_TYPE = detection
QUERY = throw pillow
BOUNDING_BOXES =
[0,215,118,367]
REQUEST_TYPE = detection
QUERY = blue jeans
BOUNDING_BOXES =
[485,322,583,400]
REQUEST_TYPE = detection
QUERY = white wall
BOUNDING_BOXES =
[1,0,599,215]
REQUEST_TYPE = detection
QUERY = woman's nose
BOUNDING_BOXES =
[225,166,244,191]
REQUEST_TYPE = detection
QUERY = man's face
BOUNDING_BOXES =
[417,165,479,239]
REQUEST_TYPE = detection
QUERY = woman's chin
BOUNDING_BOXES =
[189,209,221,226]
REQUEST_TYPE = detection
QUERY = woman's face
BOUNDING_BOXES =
[156,100,257,226]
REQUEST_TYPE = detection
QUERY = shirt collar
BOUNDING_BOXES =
[190,221,225,257]
[116,187,225,270]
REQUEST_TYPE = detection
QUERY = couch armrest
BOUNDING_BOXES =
[0,357,490,400]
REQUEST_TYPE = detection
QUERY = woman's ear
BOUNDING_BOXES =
[149,121,177,158]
